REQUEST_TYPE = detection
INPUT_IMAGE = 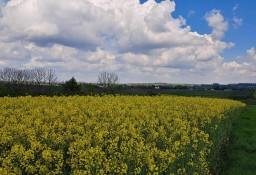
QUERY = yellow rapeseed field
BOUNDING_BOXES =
[0,96,244,174]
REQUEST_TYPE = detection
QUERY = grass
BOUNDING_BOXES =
[222,105,256,175]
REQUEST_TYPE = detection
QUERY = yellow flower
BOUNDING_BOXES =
[0,95,244,174]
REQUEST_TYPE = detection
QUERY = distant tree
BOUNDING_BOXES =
[0,68,20,95]
[213,83,220,90]
[97,72,119,94]
[46,69,57,95]
[0,67,59,96]
[63,77,81,95]
[87,84,95,95]
[0,67,16,83]
[34,68,46,85]
[46,69,57,84]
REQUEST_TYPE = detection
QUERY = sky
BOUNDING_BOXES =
[0,0,256,84]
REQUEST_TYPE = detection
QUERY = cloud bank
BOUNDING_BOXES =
[0,0,254,83]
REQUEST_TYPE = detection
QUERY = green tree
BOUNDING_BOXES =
[87,84,95,95]
[63,77,81,95]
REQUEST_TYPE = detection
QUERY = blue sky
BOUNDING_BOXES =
[171,0,256,62]
[0,0,256,83]
[142,0,256,62]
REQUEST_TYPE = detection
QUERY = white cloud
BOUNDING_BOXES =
[232,17,243,29]
[247,47,256,60]
[0,0,254,83]
[205,9,229,40]
[215,47,256,83]
[231,4,243,29]
[221,61,256,82]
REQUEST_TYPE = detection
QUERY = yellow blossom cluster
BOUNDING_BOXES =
[0,96,244,174]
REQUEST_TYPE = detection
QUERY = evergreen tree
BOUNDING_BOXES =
[63,77,81,95]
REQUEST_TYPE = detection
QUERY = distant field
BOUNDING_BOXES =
[117,87,255,101]
[0,96,244,174]
[160,89,255,99]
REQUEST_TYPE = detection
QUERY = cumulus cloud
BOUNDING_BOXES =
[0,0,253,83]
[220,61,256,83]
[216,47,256,83]
[222,61,250,75]
[205,9,229,40]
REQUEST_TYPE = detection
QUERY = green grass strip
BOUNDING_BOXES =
[222,105,256,175]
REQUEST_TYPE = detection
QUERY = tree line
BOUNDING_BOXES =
[0,68,119,96]
[0,67,57,85]
[0,68,58,96]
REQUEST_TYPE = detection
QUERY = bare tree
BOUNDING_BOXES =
[23,69,34,84]
[16,69,25,83]
[97,72,119,94]
[32,68,47,94]
[46,69,57,95]
[34,67,46,85]
[46,69,57,85]
[0,68,13,95]
[0,68,22,95]
[0,68,16,83]
[0,67,58,96]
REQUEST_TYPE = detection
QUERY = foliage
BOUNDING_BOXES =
[0,96,244,174]
[87,84,95,95]
[0,83,7,97]
[63,77,81,95]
